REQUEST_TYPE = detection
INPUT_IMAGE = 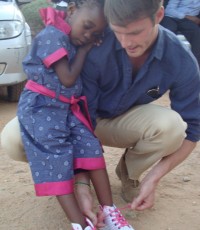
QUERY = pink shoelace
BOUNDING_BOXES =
[99,204,131,228]
[72,205,131,230]
[72,218,96,230]
[86,218,96,230]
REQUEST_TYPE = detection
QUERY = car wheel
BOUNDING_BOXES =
[7,81,26,102]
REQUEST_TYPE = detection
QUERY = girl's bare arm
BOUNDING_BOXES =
[53,44,92,87]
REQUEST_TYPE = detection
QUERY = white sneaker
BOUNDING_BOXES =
[99,205,135,230]
[71,218,96,230]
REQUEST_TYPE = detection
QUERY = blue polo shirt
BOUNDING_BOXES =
[81,25,200,142]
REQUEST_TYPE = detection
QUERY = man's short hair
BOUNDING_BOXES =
[104,0,163,26]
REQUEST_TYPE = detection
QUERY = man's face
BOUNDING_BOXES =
[110,8,164,58]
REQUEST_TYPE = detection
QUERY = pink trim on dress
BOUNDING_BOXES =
[35,179,74,196]
[25,80,94,133]
[43,47,68,68]
[74,158,106,170]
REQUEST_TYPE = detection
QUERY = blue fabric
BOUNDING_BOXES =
[18,25,103,186]
[165,0,200,19]
[161,0,200,66]
[22,25,81,99]
[160,15,200,66]
[18,96,102,184]
[81,26,200,142]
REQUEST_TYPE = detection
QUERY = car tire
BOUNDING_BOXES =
[7,81,26,102]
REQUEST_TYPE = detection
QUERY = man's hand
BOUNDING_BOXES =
[185,15,200,25]
[130,174,158,211]
[131,140,196,211]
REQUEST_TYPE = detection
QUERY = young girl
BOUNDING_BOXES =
[17,1,134,230]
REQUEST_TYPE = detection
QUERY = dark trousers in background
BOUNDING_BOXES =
[161,16,200,67]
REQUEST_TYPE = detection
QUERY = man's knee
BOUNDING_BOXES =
[1,117,27,162]
[95,105,187,151]
[131,105,187,156]
[150,108,187,152]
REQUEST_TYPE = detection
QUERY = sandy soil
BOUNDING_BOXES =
[0,92,200,230]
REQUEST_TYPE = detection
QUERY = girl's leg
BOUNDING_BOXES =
[57,193,87,228]
[74,172,98,225]
[89,169,113,206]
[71,117,134,229]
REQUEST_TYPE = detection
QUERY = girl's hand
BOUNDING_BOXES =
[79,32,104,52]
[74,183,98,226]
[79,42,93,53]
[94,33,104,46]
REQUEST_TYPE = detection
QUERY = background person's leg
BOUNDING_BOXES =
[1,116,27,162]
[160,16,178,33]
[178,18,200,66]
[95,104,187,180]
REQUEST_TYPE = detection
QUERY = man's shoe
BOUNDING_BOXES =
[99,205,135,230]
[115,151,140,203]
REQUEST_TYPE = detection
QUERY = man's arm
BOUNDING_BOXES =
[164,0,185,19]
[131,37,199,210]
[131,139,197,210]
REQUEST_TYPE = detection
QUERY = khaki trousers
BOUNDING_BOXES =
[95,104,187,180]
[1,104,187,180]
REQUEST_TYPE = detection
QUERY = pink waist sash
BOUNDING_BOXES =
[25,80,94,133]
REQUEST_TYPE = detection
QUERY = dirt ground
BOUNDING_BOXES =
[0,92,200,230]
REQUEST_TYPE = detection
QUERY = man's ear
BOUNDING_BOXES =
[155,6,164,24]
[67,2,77,17]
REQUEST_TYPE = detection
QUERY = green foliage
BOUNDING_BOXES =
[21,0,53,37]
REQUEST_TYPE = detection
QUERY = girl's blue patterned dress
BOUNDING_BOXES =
[17,8,105,196]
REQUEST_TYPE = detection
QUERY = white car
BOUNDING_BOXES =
[0,0,31,101]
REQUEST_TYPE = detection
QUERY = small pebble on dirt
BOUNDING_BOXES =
[183,176,191,182]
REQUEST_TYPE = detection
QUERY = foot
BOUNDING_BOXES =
[115,152,140,203]
[99,205,135,230]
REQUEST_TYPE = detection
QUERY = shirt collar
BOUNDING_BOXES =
[153,25,165,60]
